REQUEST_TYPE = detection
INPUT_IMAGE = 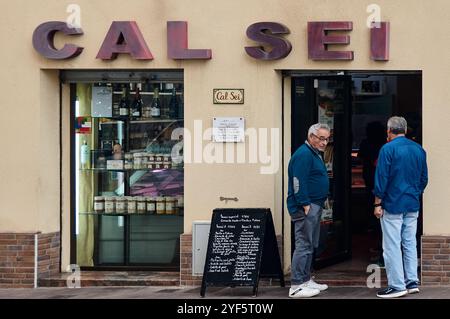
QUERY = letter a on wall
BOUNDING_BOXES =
[96,21,153,60]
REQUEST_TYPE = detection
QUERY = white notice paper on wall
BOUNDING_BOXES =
[92,86,112,117]
[212,117,245,142]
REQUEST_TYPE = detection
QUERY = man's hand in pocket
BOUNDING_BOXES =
[303,205,311,215]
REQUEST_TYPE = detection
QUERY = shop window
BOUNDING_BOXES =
[71,72,184,270]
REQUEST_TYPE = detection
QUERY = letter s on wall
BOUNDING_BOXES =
[245,22,292,60]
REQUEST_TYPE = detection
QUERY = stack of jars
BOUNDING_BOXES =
[124,153,133,170]
[94,195,183,215]
[122,152,173,170]
[132,153,146,169]
[154,195,183,215]
[94,196,105,213]
[149,154,172,169]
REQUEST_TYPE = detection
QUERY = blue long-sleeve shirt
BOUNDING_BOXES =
[373,136,428,214]
[287,142,329,215]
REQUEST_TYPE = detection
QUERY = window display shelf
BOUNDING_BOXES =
[100,118,183,124]
[79,167,184,172]
[131,119,183,124]
[80,212,183,216]
[113,91,183,96]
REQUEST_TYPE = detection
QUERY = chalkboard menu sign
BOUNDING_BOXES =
[200,208,284,297]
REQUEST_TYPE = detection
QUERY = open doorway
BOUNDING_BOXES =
[349,73,422,275]
[290,71,422,282]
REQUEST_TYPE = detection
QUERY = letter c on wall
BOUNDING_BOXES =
[32,21,84,59]
[245,22,292,60]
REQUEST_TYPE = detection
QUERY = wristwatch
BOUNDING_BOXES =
[373,203,382,207]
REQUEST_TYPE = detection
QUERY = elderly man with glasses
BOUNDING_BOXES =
[287,123,331,298]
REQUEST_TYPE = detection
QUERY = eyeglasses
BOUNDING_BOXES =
[311,133,330,143]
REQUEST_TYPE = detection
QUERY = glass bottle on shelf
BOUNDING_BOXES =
[150,86,161,118]
[80,140,90,169]
[131,83,143,120]
[119,85,129,118]
[178,85,184,119]
[112,101,120,117]
[142,82,152,118]
[168,85,179,119]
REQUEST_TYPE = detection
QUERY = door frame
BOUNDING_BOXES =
[282,70,424,271]
[289,74,353,269]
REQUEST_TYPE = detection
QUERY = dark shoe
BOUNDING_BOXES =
[406,282,420,294]
[376,287,407,298]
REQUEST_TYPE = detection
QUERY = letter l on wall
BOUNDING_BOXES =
[167,21,212,59]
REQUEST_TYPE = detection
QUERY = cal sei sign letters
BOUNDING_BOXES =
[32,20,389,61]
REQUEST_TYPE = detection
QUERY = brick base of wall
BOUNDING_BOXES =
[421,236,450,285]
[180,233,284,286]
[0,232,60,288]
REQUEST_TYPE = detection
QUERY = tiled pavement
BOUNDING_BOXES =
[1,285,449,299]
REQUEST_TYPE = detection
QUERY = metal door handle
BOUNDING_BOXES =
[219,196,239,203]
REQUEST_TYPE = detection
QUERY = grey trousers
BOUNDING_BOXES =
[290,203,323,285]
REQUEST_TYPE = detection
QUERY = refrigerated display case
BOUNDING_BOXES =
[73,75,184,270]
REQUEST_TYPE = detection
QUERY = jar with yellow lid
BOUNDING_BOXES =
[156,196,166,215]
[165,197,176,215]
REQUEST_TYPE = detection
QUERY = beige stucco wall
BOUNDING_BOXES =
[1,0,450,271]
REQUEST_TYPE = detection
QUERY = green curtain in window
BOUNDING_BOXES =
[76,84,95,266]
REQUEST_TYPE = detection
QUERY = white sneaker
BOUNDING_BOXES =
[289,284,320,298]
[306,278,328,291]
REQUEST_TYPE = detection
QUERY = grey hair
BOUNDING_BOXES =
[308,123,331,138]
[387,116,407,134]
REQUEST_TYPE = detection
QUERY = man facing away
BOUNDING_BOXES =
[373,116,428,298]
[287,123,330,298]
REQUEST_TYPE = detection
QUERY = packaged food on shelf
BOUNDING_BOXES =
[165,196,176,215]
[141,153,149,166]
[146,196,156,214]
[127,196,136,214]
[104,196,115,213]
[106,159,124,170]
[94,196,105,213]
[156,196,165,215]
[115,197,126,213]
[124,153,133,169]
[163,161,171,169]
[137,196,147,213]
[176,195,184,215]
[176,195,184,208]
[133,153,143,169]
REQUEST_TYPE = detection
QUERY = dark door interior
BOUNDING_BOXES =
[291,76,352,269]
